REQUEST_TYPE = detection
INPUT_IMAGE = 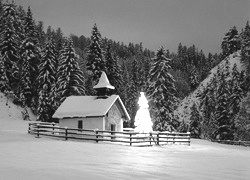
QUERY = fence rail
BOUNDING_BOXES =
[28,122,191,147]
[211,139,250,147]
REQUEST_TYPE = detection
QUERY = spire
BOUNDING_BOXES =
[93,71,115,98]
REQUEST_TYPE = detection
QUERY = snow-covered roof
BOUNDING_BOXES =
[93,71,115,89]
[53,95,130,120]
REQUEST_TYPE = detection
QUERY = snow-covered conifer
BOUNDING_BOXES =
[221,26,240,59]
[189,103,201,138]
[147,47,178,131]
[105,44,122,94]
[19,7,41,106]
[229,64,244,118]
[0,54,10,93]
[37,39,57,121]
[24,6,38,42]
[0,2,21,90]
[189,66,199,90]
[57,40,85,103]
[241,21,250,71]
[234,92,250,141]
[86,24,105,84]
[214,72,232,140]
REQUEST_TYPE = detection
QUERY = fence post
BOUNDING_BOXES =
[187,132,191,145]
[36,123,40,138]
[28,123,31,134]
[130,133,132,146]
[65,127,68,140]
[95,129,99,143]
[52,122,55,135]
[149,132,152,146]
[157,133,159,145]
[173,132,176,144]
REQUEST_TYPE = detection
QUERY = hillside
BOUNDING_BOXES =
[0,92,36,125]
[174,51,244,123]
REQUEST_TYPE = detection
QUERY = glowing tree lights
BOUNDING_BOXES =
[134,92,153,133]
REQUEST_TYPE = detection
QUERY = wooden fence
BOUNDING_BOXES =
[211,139,250,147]
[28,122,191,147]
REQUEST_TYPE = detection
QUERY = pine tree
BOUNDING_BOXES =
[131,59,140,89]
[189,103,201,138]
[57,40,85,103]
[36,21,46,46]
[199,74,218,139]
[105,44,122,94]
[147,47,178,131]
[24,6,38,42]
[0,54,10,93]
[230,64,244,117]
[37,39,57,121]
[221,26,240,59]
[120,61,130,127]
[241,21,250,71]
[0,2,21,91]
[86,24,105,84]
[234,92,250,141]
[214,72,232,140]
[240,21,250,94]
[178,120,189,133]
[189,66,199,91]
[19,6,40,107]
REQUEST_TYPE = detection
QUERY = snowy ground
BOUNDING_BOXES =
[1,117,250,180]
[1,92,250,180]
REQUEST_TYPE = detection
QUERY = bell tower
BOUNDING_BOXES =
[93,71,115,98]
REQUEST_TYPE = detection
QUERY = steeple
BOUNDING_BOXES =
[93,71,115,98]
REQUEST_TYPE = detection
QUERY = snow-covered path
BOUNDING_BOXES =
[1,119,250,180]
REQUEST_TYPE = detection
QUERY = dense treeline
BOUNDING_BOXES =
[2,1,250,141]
[188,22,250,141]
[0,1,218,126]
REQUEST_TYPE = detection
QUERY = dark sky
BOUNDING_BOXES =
[17,0,250,54]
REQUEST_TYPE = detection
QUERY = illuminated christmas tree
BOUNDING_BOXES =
[134,92,153,133]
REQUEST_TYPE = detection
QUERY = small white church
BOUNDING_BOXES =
[53,72,130,132]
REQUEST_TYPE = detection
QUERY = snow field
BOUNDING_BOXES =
[1,87,250,180]
[1,116,250,180]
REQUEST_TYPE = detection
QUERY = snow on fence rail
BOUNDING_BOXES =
[28,122,191,147]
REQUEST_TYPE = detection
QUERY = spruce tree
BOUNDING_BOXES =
[105,44,122,94]
[19,6,40,107]
[37,39,57,121]
[221,26,240,59]
[241,21,250,91]
[234,92,250,141]
[241,22,250,65]
[147,47,178,131]
[0,54,10,93]
[189,103,201,138]
[57,40,85,103]
[230,64,244,117]
[189,66,199,91]
[199,80,217,139]
[86,24,105,84]
[214,72,232,140]
[0,2,20,91]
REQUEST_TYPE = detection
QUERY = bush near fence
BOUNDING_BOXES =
[28,122,191,147]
